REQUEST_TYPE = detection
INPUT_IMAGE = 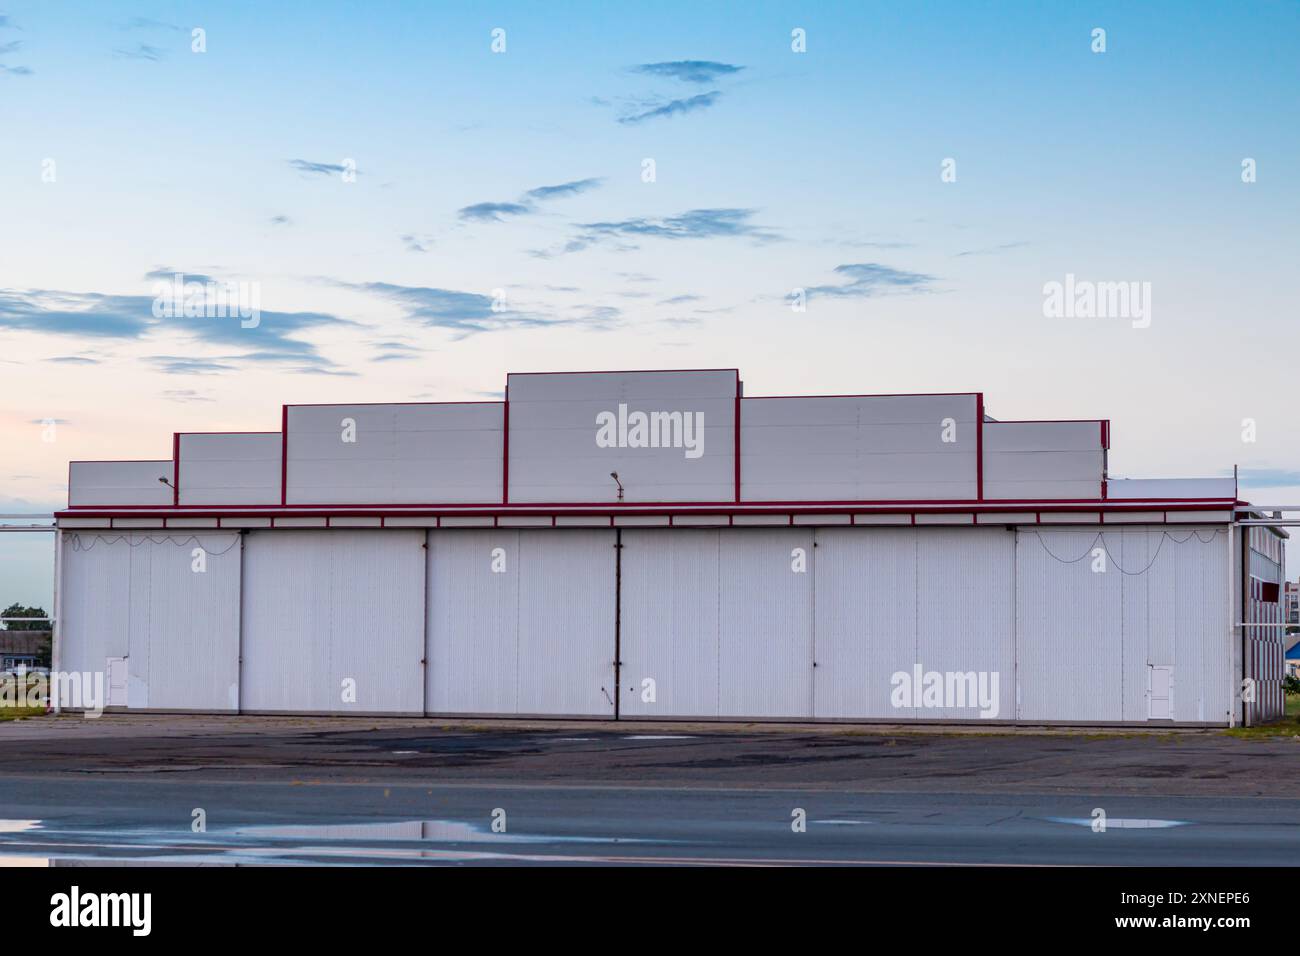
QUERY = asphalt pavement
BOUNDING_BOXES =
[0,715,1295,865]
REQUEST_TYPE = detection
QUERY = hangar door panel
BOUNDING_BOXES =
[515,530,617,716]
[59,534,132,686]
[426,530,520,714]
[813,528,918,719]
[60,533,240,712]
[619,530,721,717]
[915,528,1015,721]
[241,530,425,713]
[127,532,241,711]
[718,529,814,719]
[1016,528,1123,722]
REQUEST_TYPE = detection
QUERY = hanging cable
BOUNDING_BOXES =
[69,532,241,555]
[1024,527,1225,576]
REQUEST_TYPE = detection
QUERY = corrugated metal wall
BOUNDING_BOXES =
[915,529,1016,720]
[58,523,1234,724]
[812,528,1014,720]
[60,532,240,710]
[68,460,173,506]
[426,529,616,716]
[286,403,504,504]
[982,422,1104,500]
[178,433,281,505]
[506,370,737,503]
[516,530,616,715]
[427,529,520,714]
[1016,528,1124,721]
[740,396,979,501]
[718,529,814,718]
[1015,526,1230,723]
[813,528,917,718]
[240,530,425,713]
[620,530,721,717]
[59,534,132,683]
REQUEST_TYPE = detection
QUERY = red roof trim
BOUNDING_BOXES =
[57,500,1237,521]
[743,391,980,400]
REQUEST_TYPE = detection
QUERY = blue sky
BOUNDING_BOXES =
[3,1,1300,605]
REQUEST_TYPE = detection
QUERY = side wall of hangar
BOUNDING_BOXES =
[53,369,1285,725]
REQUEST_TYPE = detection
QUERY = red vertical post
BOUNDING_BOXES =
[280,405,288,506]
[502,382,510,505]
[733,381,741,503]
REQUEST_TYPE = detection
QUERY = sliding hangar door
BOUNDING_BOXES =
[426,529,616,716]
[619,527,1015,721]
[1015,526,1232,724]
[59,531,242,711]
[239,529,426,714]
[58,524,1232,723]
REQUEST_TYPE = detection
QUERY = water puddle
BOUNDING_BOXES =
[1045,817,1189,829]
[0,816,654,866]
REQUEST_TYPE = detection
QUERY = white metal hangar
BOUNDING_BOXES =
[53,368,1287,726]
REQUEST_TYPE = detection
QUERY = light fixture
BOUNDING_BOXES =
[609,471,624,502]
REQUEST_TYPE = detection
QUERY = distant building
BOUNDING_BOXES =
[1285,581,1300,628]
[0,629,51,670]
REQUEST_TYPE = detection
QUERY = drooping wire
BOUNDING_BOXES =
[1024,528,1224,576]
[69,533,242,556]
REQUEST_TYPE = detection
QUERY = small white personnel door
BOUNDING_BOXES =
[106,657,128,708]
[1148,665,1174,720]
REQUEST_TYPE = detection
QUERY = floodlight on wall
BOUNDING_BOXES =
[158,476,176,491]
[609,472,624,502]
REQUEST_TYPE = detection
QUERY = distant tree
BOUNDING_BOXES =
[1,604,49,630]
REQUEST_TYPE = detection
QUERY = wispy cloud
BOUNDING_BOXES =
[288,159,355,177]
[270,215,291,226]
[162,389,215,403]
[522,177,604,201]
[460,177,604,224]
[400,233,430,252]
[146,356,239,375]
[120,17,181,32]
[632,61,743,84]
[953,241,1029,258]
[803,263,939,299]
[338,281,619,338]
[144,267,219,284]
[1,285,356,370]
[458,201,530,222]
[113,44,165,61]
[46,356,101,365]
[618,91,720,125]
[562,208,780,254]
[0,289,154,337]
[0,63,32,76]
